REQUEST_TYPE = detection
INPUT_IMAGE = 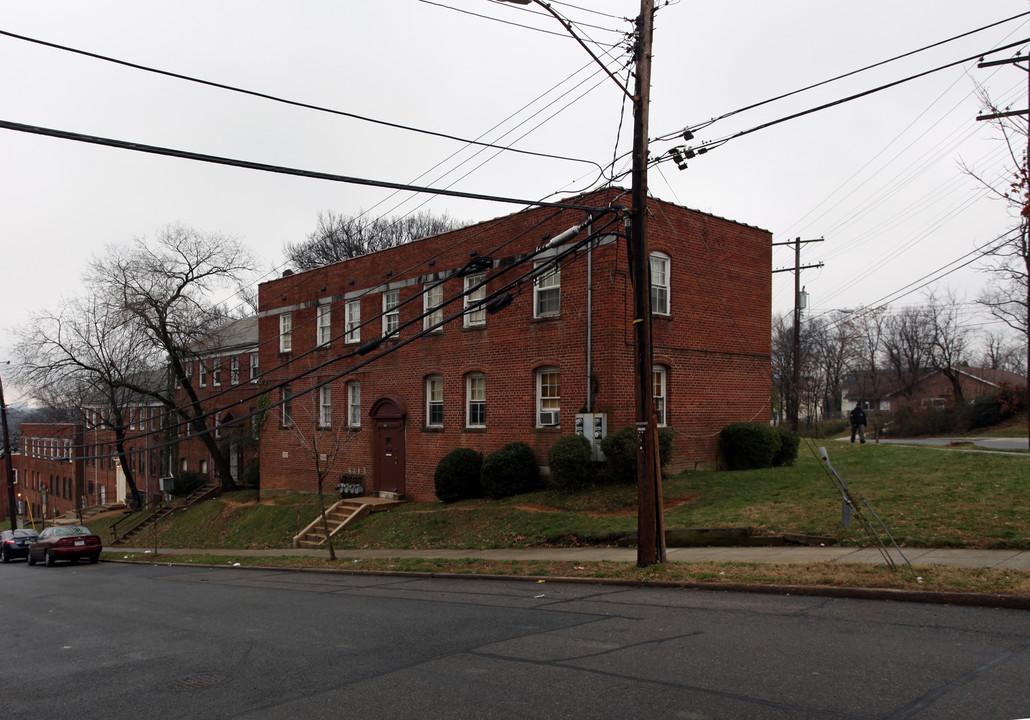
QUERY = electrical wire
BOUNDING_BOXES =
[653,10,1030,142]
[0,28,599,169]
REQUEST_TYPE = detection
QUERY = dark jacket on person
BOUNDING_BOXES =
[850,406,867,426]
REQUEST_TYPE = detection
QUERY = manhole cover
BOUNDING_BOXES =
[163,672,228,691]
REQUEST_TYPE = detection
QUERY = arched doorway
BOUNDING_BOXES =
[371,395,407,496]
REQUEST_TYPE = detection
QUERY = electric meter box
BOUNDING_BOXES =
[574,412,608,462]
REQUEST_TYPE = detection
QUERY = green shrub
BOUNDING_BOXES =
[599,427,674,485]
[548,434,593,493]
[482,442,543,499]
[433,448,484,503]
[772,427,800,467]
[719,422,779,470]
[172,470,208,496]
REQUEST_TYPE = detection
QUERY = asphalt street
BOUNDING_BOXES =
[3,561,1029,719]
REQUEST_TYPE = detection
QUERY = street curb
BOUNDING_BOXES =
[106,558,1030,611]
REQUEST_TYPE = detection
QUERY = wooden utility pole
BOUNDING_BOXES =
[1,367,19,528]
[630,0,664,567]
[976,55,1030,447]
[771,238,823,429]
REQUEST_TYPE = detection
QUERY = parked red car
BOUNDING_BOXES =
[27,526,102,566]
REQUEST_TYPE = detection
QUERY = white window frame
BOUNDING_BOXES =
[230,355,240,385]
[279,312,293,353]
[249,352,259,383]
[317,304,332,347]
[464,274,486,327]
[281,385,293,428]
[426,375,443,427]
[198,361,207,388]
[215,411,222,439]
[383,290,400,337]
[653,365,667,427]
[319,385,332,428]
[536,368,561,427]
[345,299,361,344]
[347,382,362,427]
[466,373,486,428]
[211,357,221,387]
[534,260,561,317]
[650,252,671,315]
[424,283,444,332]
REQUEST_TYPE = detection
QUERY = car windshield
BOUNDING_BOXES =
[53,526,92,537]
[13,530,38,538]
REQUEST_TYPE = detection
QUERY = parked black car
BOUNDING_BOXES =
[1,529,40,563]
[27,526,102,566]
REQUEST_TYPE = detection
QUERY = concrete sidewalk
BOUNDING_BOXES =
[113,544,1030,570]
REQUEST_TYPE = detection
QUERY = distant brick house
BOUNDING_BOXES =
[256,188,772,502]
[845,366,1028,412]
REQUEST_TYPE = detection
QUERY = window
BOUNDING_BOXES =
[424,283,444,331]
[426,375,443,427]
[319,385,332,427]
[464,274,486,327]
[653,366,667,426]
[249,352,259,383]
[230,356,240,384]
[383,291,400,337]
[466,373,486,428]
[650,252,670,315]
[214,411,222,439]
[129,407,136,430]
[151,407,160,431]
[281,385,293,427]
[347,382,362,427]
[536,368,560,426]
[185,362,193,385]
[317,304,331,347]
[212,357,221,386]
[279,312,293,353]
[534,260,560,317]
[198,361,207,388]
[345,300,361,344]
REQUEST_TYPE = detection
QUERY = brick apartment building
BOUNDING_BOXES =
[14,317,261,522]
[256,188,772,502]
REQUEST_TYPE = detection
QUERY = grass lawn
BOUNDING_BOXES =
[14,438,1029,598]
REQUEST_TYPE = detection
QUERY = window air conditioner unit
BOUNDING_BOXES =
[539,411,560,426]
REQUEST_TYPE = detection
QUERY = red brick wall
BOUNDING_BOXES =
[257,189,771,501]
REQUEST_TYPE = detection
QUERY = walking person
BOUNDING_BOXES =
[850,403,867,444]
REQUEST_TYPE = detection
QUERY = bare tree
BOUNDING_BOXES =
[882,305,934,396]
[924,290,972,405]
[284,209,461,270]
[964,86,1030,441]
[980,329,1023,372]
[89,224,256,492]
[12,294,159,507]
[809,311,860,418]
[283,379,360,561]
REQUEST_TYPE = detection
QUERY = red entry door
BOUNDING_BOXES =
[372,397,406,495]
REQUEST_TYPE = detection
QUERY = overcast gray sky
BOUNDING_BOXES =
[2,1,1029,398]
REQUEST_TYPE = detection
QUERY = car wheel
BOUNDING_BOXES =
[27,552,37,567]
[45,550,56,567]
[0,549,8,564]
[88,554,99,564]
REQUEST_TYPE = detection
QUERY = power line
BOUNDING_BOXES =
[0,119,605,211]
[654,10,1030,142]
[0,28,599,170]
